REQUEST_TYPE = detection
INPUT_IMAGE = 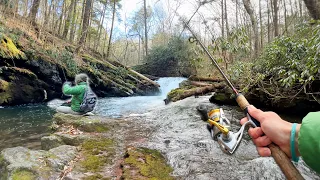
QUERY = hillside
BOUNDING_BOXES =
[0,17,159,106]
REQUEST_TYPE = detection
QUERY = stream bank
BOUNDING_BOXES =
[1,95,319,179]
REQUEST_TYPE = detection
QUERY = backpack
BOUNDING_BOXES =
[80,87,97,113]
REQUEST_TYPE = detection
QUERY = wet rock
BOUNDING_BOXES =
[54,132,92,146]
[0,145,77,179]
[41,135,65,150]
[47,145,77,170]
[0,66,48,105]
[53,113,106,133]
[136,95,320,180]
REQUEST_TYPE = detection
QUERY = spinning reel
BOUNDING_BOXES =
[206,108,257,154]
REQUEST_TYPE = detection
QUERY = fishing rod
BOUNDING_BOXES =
[181,19,304,180]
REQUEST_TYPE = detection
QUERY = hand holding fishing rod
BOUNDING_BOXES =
[180,18,304,180]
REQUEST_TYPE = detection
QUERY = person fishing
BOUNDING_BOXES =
[56,73,97,115]
[240,105,320,174]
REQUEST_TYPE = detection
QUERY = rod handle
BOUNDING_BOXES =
[235,94,260,127]
[269,143,304,180]
[236,94,303,179]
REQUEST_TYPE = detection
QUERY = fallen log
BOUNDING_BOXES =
[165,83,225,103]
[188,76,224,82]
[111,61,160,87]
[190,81,213,87]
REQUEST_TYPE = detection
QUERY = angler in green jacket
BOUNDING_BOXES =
[56,73,89,115]
[241,106,320,174]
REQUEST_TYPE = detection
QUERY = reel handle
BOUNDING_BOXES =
[235,93,260,127]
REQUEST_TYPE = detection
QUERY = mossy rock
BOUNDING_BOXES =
[41,135,65,150]
[80,138,115,172]
[11,169,37,180]
[0,34,26,59]
[83,174,111,180]
[0,67,45,105]
[209,92,235,105]
[122,147,174,180]
[53,113,112,133]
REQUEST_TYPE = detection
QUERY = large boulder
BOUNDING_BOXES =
[0,145,77,179]
[0,66,48,105]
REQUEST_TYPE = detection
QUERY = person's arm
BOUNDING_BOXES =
[298,112,320,174]
[240,106,320,174]
[62,82,83,95]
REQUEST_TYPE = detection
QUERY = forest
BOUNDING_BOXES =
[0,0,319,110]
[0,0,320,179]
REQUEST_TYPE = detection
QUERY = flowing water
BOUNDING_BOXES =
[0,77,186,150]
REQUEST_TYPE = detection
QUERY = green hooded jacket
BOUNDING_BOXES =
[298,112,320,174]
[62,82,87,112]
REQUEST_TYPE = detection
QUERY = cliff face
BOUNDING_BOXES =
[0,18,159,106]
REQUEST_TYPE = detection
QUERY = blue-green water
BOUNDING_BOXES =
[0,77,186,151]
[0,104,55,151]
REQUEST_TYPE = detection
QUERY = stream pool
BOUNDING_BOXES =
[0,77,186,150]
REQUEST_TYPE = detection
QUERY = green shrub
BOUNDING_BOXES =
[256,23,320,88]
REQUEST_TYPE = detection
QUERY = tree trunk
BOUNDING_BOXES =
[106,0,116,59]
[76,0,92,53]
[95,2,107,50]
[224,0,230,37]
[166,83,225,103]
[273,0,279,37]
[43,0,49,27]
[78,0,86,41]
[221,0,224,38]
[188,76,223,82]
[259,0,263,49]
[267,0,271,42]
[69,0,78,42]
[28,0,41,25]
[63,0,75,38]
[143,0,148,56]
[303,0,320,20]
[284,0,288,34]
[24,0,29,17]
[236,0,239,27]
[243,0,259,57]
[58,0,66,36]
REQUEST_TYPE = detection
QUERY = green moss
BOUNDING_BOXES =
[94,125,109,133]
[123,147,174,180]
[12,170,37,180]
[81,155,106,172]
[214,93,228,101]
[0,79,13,104]
[81,139,115,172]
[0,34,26,59]
[0,154,6,167]
[84,174,111,180]
[167,88,185,99]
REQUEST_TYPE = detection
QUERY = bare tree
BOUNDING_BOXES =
[76,0,92,53]
[303,0,320,20]
[243,0,259,57]
[144,0,148,56]
[29,0,41,25]
[63,0,75,38]
[259,0,263,49]
[106,0,117,59]
[273,0,279,37]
